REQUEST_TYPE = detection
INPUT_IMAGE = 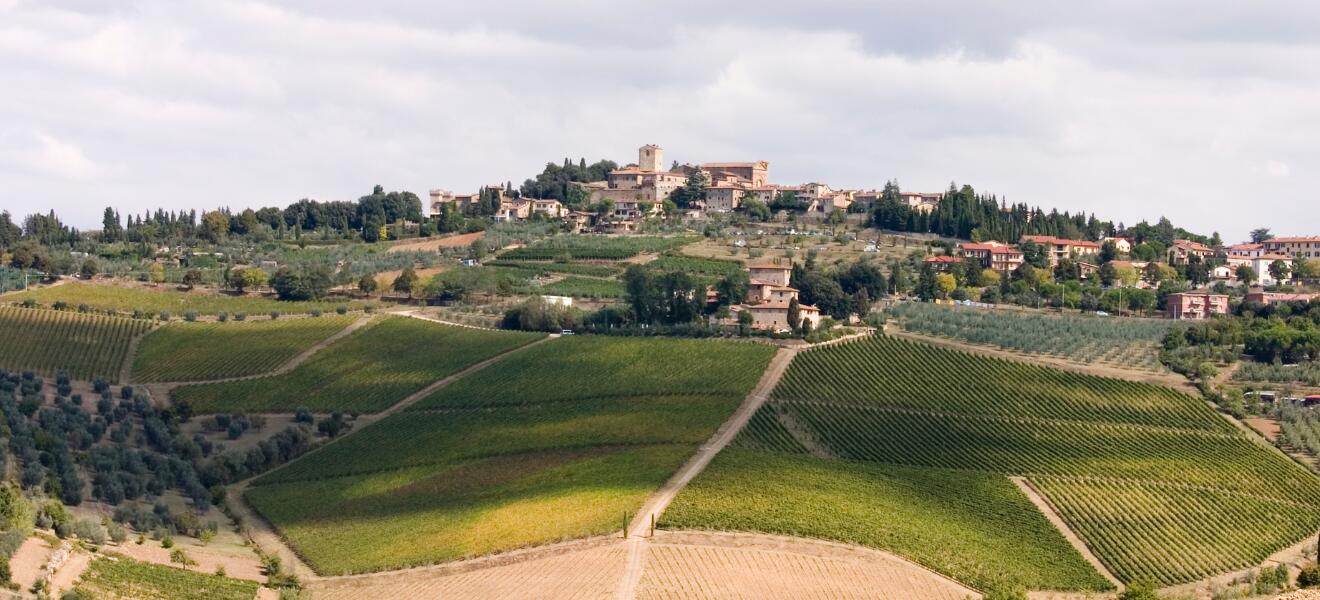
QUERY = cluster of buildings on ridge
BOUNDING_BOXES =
[424,144,942,233]
[925,235,1320,320]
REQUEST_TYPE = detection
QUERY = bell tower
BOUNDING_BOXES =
[639,144,662,172]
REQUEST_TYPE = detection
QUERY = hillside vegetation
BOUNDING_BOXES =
[247,337,776,574]
[131,315,356,382]
[0,306,153,380]
[7,281,364,315]
[666,335,1320,588]
[173,317,542,413]
[75,556,260,600]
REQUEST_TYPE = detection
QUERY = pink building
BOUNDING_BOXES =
[1166,292,1229,320]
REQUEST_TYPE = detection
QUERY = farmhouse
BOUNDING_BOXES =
[736,262,822,332]
[1166,292,1229,320]
[746,301,821,332]
[959,242,1024,273]
[1020,235,1100,266]
[1100,236,1133,254]
[1244,291,1320,305]
[924,255,960,272]
[1167,239,1216,265]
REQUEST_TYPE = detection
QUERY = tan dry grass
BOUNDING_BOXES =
[387,231,485,253]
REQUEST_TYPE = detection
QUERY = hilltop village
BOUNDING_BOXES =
[3,144,1320,600]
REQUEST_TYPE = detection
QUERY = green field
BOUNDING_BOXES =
[538,276,625,298]
[887,302,1176,371]
[500,235,696,260]
[663,449,1111,593]
[646,255,744,278]
[667,335,1320,588]
[6,281,366,315]
[75,556,259,600]
[248,337,776,574]
[0,306,154,380]
[486,260,622,278]
[173,317,542,413]
[132,315,356,382]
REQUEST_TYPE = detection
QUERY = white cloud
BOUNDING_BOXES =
[0,1,1318,241]
[1,131,108,181]
[1266,160,1291,178]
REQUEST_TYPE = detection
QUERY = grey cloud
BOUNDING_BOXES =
[1,0,1318,241]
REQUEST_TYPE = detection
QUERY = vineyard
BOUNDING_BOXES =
[538,276,626,298]
[486,260,622,278]
[7,281,365,315]
[131,315,356,382]
[669,335,1320,588]
[0,306,154,380]
[173,317,542,413]
[1033,478,1320,584]
[662,450,1112,592]
[646,255,744,278]
[886,302,1176,371]
[500,235,696,260]
[247,337,775,574]
[74,556,259,600]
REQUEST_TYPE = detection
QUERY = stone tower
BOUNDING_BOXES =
[639,144,662,172]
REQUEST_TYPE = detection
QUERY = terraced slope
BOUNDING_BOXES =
[666,335,1320,588]
[247,337,776,575]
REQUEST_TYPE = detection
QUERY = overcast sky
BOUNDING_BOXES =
[2,1,1317,241]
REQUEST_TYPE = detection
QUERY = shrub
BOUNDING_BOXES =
[233,312,246,321]
[217,311,229,322]
[269,311,280,320]
[1118,578,1162,600]
[107,522,127,544]
[1299,562,1320,588]
[158,311,171,322]
[310,308,322,317]
[183,310,198,322]
[77,303,90,313]
[72,519,105,545]
[53,301,69,311]
[335,305,348,315]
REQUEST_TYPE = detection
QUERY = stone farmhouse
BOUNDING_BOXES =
[726,262,822,333]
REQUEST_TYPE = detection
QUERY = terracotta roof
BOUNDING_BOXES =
[748,263,792,271]
[701,162,764,168]
[925,256,959,263]
[1173,239,1213,252]
[750,302,819,312]
[1257,254,1294,261]
[1267,236,1320,243]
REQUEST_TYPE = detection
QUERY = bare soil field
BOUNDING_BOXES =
[10,536,52,591]
[637,531,979,600]
[388,231,485,253]
[108,540,265,582]
[1247,417,1283,442]
[305,540,627,600]
[372,266,448,288]
[302,531,979,600]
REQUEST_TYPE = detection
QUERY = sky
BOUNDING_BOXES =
[1,1,1317,242]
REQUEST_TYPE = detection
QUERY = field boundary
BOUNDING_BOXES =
[230,333,558,579]
[117,323,157,385]
[612,347,798,600]
[146,315,376,389]
[1010,476,1124,590]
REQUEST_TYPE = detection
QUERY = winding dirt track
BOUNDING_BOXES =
[1009,476,1124,590]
